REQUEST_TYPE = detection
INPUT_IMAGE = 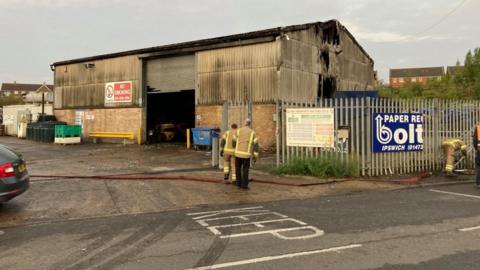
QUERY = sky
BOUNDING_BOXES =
[0,0,478,84]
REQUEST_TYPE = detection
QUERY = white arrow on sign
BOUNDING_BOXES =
[376,114,392,144]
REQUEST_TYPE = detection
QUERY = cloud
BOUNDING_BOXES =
[344,23,448,43]
[0,0,131,8]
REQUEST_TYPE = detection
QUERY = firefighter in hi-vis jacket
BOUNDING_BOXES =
[233,119,259,190]
[473,125,480,187]
[442,138,467,176]
[220,123,238,184]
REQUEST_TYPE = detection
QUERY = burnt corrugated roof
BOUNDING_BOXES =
[0,83,54,92]
[390,67,444,78]
[52,19,373,66]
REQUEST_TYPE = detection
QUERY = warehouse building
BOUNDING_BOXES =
[51,20,375,149]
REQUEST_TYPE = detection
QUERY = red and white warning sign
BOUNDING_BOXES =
[105,81,132,104]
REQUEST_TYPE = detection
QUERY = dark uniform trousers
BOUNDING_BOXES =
[235,157,251,188]
[474,126,480,186]
[476,152,480,186]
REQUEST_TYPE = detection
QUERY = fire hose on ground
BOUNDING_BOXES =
[28,171,433,187]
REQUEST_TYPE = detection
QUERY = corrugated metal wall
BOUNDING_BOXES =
[196,42,280,104]
[279,24,375,100]
[146,55,195,92]
[53,23,375,109]
[279,27,323,101]
[54,55,140,109]
[336,31,375,90]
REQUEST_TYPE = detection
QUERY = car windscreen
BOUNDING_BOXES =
[0,145,20,163]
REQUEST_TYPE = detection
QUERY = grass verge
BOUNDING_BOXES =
[271,155,360,178]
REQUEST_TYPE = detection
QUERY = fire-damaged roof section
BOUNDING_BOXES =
[52,19,373,66]
[1,82,53,92]
[390,67,445,78]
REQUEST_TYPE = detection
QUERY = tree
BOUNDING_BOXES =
[0,95,24,106]
[379,47,480,99]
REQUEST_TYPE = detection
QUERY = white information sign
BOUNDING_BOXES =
[286,108,335,148]
[75,111,84,126]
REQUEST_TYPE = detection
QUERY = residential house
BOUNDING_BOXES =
[389,67,444,88]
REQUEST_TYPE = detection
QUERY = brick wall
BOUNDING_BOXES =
[195,105,222,128]
[252,104,276,152]
[195,104,276,151]
[55,108,143,142]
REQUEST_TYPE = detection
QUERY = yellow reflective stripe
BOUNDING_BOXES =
[247,132,255,154]
[234,129,240,152]
[235,150,251,156]
[223,131,235,152]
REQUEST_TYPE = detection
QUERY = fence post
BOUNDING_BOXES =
[248,100,253,125]
[365,97,372,176]
[276,100,280,166]
[219,101,228,170]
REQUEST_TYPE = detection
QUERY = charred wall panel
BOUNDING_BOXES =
[279,27,323,102]
[336,30,375,90]
[196,42,280,104]
[279,23,375,100]
[279,68,318,101]
[54,55,140,109]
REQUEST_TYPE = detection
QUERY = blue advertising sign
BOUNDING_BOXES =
[372,113,424,153]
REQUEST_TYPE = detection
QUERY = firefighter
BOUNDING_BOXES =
[473,125,480,187]
[220,123,238,184]
[233,119,259,190]
[441,138,467,176]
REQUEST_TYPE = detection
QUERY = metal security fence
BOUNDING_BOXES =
[276,98,480,176]
[225,101,252,130]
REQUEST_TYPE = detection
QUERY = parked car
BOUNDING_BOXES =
[0,144,29,202]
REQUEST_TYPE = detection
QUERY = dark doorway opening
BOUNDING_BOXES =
[146,90,195,143]
[318,77,336,99]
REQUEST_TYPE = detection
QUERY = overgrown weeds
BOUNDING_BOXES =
[271,154,359,178]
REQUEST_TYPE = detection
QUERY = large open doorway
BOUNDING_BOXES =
[146,90,195,143]
[145,54,196,144]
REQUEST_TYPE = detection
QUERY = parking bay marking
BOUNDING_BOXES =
[459,225,480,232]
[185,244,362,270]
[429,190,480,233]
[429,189,480,200]
[187,206,324,240]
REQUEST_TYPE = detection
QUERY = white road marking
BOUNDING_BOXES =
[208,218,307,234]
[429,189,480,200]
[218,226,324,240]
[196,212,288,227]
[459,225,480,232]
[188,205,324,240]
[185,244,362,270]
[187,206,267,220]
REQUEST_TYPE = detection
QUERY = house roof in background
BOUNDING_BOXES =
[0,83,54,92]
[390,67,445,78]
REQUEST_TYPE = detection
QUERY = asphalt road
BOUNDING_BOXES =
[2,183,480,270]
